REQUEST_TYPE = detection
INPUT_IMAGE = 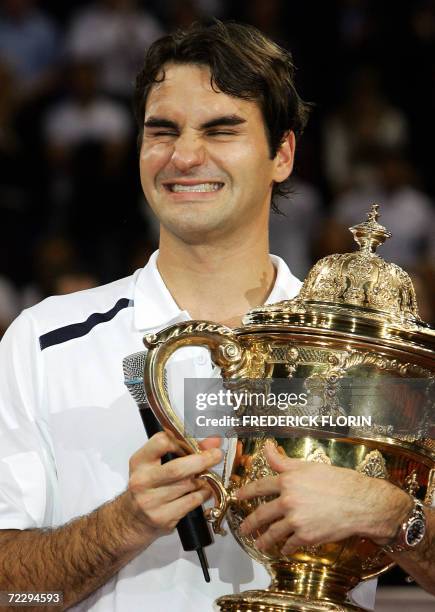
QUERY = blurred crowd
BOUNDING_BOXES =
[0,0,435,336]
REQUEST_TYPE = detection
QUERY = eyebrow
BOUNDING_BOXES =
[143,117,178,129]
[143,114,247,131]
[200,114,247,129]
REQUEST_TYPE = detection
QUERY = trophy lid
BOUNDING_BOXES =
[243,204,435,358]
[300,203,419,322]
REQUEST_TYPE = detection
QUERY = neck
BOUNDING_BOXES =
[157,227,275,327]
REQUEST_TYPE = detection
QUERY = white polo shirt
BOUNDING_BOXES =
[0,251,375,611]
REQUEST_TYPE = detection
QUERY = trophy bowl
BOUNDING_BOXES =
[143,205,435,612]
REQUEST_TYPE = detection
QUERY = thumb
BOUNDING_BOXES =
[198,436,222,451]
[264,440,296,473]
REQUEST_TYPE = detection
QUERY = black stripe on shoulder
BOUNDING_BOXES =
[39,298,133,351]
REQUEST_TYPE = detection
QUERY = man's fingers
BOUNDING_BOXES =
[263,442,298,473]
[131,476,200,506]
[161,487,211,525]
[255,517,293,552]
[281,534,304,555]
[239,498,284,536]
[236,475,280,500]
[147,447,222,487]
[130,431,183,468]
[199,436,222,451]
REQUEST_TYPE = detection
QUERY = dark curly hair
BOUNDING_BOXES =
[134,20,311,212]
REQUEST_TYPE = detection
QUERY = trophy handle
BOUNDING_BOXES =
[143,320,247,534]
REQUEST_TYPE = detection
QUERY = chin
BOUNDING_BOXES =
[173,224,221,245]
[163,215,233,245]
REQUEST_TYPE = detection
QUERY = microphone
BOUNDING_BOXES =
[123,351,213,582]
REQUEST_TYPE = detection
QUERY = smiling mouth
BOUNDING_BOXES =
[164,182,224,193]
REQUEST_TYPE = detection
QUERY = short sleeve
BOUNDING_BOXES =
[0,311,58,529]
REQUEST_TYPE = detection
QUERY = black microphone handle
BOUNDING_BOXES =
[139,408,214,553]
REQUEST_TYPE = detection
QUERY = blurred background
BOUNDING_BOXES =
[0,0,434,602]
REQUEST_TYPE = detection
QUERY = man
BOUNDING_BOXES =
[0,20,302,611]
[0,20,433,612]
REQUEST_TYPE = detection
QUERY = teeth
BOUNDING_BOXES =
[170,182,222,193]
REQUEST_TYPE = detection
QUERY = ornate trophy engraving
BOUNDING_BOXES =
[143,205,435,612]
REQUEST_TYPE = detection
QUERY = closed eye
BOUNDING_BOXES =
[207,130,239,136]
[147,131,178,137]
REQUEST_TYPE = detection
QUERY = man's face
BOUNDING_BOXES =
[139,63,293,244]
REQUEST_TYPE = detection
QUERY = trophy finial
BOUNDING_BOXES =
[349,203,392,254]
[367,203,380,223]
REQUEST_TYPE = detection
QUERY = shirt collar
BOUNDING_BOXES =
[133,250,302,332]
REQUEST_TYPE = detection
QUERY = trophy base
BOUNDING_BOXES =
[216,589,363,612]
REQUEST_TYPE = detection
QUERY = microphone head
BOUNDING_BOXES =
[122,351,148,405]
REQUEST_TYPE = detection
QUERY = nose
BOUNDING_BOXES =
[171,134,205,172]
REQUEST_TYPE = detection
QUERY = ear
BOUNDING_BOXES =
[272,131,296,184]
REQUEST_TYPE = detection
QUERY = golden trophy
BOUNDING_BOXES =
[143,205,435,612]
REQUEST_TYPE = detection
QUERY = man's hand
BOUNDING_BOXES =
[236,440,411,555]
[127,432,222,541]
[0,434,222,610]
